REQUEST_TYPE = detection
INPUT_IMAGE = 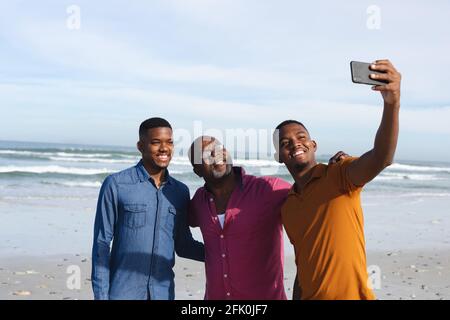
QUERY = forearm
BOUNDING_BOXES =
[372,102,400,168]
[176,237,205,262]
[188,240,205,262]
[91,240,111,300]
[176,206,205,262]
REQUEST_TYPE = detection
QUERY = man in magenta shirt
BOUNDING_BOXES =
[188,136,291,300]
[188,136,347,300]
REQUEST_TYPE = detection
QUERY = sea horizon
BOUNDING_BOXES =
[1,139,449,166]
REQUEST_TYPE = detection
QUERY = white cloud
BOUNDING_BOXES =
[1,80,449,134]
[0,0,450,160]
[5,18,308,91]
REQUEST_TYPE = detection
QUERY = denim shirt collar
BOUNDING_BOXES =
[136,159,173,185]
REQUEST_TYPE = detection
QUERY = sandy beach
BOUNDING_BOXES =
[1,185,450,300]
[0,250,449,300]
[1,143,449,300]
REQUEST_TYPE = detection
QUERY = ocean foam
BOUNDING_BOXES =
[375,173,443,181]
[56,181,102,188]
[388,163,450,173]
[0,165,112,175]
[48,156,136,164]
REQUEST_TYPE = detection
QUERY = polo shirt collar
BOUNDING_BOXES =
[288,162,326,195]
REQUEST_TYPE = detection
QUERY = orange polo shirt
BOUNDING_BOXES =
[281,157,375,300]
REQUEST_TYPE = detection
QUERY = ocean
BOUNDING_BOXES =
[1,140,450,256]
[1,140,450,200]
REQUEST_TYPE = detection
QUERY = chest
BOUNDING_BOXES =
[212,193,233,214]
[199,193,278,235]
[116,182,186,229]
[282,186,363,244]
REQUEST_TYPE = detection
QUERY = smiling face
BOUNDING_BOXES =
[137,127,173,171]
[277,123,317,174]
[191,136,233,182]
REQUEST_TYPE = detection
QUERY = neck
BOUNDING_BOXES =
[142,160,166,188]
[206,169,237,197]
[291,160,318,191]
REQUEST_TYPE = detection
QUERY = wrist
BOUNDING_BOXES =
[384,101,400,109]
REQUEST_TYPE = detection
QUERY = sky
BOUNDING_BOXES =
[0,0,449,161]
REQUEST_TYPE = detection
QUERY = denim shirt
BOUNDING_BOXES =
[91,160,205,300]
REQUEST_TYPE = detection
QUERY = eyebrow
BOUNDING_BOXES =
[279,130,307,141]
[151,138,173,142]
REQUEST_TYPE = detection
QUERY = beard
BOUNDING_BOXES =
[212,163,233,179]
[294,161,309,172]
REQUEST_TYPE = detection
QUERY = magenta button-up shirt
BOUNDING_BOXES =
[189,167,291,300]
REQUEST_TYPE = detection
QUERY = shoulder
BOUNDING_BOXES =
[255,175,292,191]
[169,176,190,197]
[333,156,359,167]
[99,174,117,195]
[191,186,206,203]
[326,157,359,176]
[109,165,140,184]
[324,157,363,193]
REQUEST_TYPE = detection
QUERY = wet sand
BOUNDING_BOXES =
[1,187,449,300]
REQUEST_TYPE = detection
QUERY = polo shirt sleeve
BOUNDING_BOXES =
[333,157,364,194]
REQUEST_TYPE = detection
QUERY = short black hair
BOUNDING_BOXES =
[139,117,172,139]
[273,120,309,148]
[275,120,308,132]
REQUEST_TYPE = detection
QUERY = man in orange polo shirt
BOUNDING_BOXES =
[275,59,401,300]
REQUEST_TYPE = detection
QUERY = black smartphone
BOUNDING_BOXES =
[350,61,388,86]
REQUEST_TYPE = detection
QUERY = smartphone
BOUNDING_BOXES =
[350,61,388,86]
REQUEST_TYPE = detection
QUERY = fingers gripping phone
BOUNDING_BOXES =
[350,61,388,86]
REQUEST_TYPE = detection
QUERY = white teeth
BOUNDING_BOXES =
[293,150,305,157]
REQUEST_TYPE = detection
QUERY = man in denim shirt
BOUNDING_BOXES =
[92,117,205,300]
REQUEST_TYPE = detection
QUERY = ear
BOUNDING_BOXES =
[311,140,317,152]
[273,152,283,164]
[137,140,144,154]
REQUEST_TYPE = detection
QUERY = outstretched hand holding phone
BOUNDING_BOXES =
[347,59,402,187]
[369,59,402,107]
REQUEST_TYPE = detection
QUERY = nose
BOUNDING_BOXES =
[291,139,304,152]
[159,142,170,152]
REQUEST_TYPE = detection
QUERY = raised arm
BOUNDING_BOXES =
[348,59,401,187]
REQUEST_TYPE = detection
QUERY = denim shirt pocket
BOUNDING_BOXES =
[123,203,147,228]
[164,206,177,231]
